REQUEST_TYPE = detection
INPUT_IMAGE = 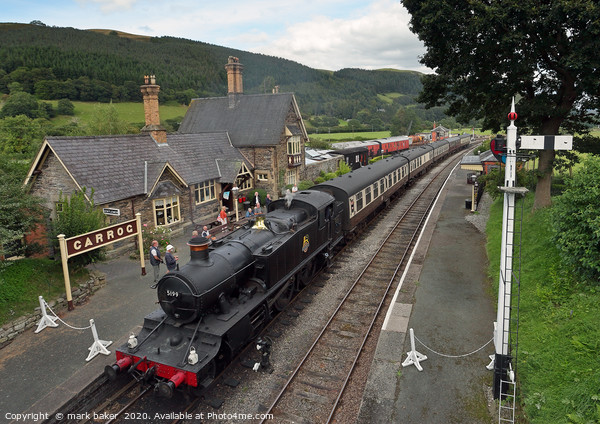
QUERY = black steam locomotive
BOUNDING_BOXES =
[105,134,471,396]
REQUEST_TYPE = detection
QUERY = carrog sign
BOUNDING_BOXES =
[66,219,138,257]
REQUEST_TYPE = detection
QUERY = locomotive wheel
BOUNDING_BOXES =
[297,260,315,287]
[274,278,295,311]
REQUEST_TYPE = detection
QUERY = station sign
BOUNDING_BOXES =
[65,219,138,257]
[102,207,121,216]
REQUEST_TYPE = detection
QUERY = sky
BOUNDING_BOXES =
[3,0,432,73]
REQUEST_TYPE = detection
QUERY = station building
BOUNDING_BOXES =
[25,58,309,245]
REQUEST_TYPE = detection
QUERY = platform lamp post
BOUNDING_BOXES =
[232,185,239,222]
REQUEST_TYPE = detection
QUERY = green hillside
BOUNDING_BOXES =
[0,22,458,134]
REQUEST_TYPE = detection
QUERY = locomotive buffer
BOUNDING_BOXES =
[491,99,572,422]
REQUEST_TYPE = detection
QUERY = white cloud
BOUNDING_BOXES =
[250,0,429,72]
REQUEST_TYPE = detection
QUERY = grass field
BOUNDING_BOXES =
[309,131,391,143]
[48,100,188,127]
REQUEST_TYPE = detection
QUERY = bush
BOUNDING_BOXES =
[550,156,600,282]
[314,176,325,184]
[57,98,75,115]
[324,172,337,181]
[141,224,173,252]
[336,161,351,176]
[298,180,314,190]
[49,188,106,268]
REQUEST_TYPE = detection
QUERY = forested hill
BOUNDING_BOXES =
[0,22,425,121]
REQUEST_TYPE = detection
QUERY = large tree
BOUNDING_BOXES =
[402,0,600,209]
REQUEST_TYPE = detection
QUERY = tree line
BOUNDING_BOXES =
[0,22,463,134]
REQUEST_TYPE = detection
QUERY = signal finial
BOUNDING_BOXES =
[508,97,517,122]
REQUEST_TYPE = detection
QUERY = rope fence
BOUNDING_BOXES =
[34,295,112,362]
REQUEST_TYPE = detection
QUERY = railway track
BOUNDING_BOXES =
[259,154,461,424]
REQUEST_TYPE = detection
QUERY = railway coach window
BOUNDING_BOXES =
[373,182,379,198]
[356,191,363,211]
[380,179,385,194]
[366,186,372,204]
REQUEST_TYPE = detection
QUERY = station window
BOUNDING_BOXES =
[287,135,301,155]
[195,179,216,204]
[256,172,269,182]
[154,196,180,226]
[286,170,297,186]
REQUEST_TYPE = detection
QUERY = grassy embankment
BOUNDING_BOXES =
[0,259,89,326]
[486,194,600,423]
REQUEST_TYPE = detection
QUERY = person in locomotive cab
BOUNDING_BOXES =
[164,244,178,273]
[254,203,262,214]
[245,207,255,218]
[149,240,163,285]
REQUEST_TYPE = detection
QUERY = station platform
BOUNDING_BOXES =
[0,164,495,424]
[0,230,196,424]
[358,165,497,423]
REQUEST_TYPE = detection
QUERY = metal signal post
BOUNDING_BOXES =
[492,98,526,402]
[491,99,572,422]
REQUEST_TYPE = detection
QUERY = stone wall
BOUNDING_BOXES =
[303,157,341,182]
[0,270,106,350]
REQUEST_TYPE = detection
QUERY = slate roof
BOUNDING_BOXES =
[178,93,296,147]
[34,132,248,205]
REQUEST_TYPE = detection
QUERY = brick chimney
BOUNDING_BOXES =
[225,56,244,95]
[140,75,167,144]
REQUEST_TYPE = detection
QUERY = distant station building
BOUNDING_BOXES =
[178,56,309,197]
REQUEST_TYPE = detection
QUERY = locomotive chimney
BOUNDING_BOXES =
[187,236,211,264]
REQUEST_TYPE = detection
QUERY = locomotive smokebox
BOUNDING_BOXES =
[156,234,255,324]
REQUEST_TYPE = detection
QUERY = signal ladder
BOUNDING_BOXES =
[497,188,526,424]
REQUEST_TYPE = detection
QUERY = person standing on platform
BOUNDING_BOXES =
[149,240,163,285]
[217,206,228,225]
[266,193,272,207]
[165,244,178,273]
